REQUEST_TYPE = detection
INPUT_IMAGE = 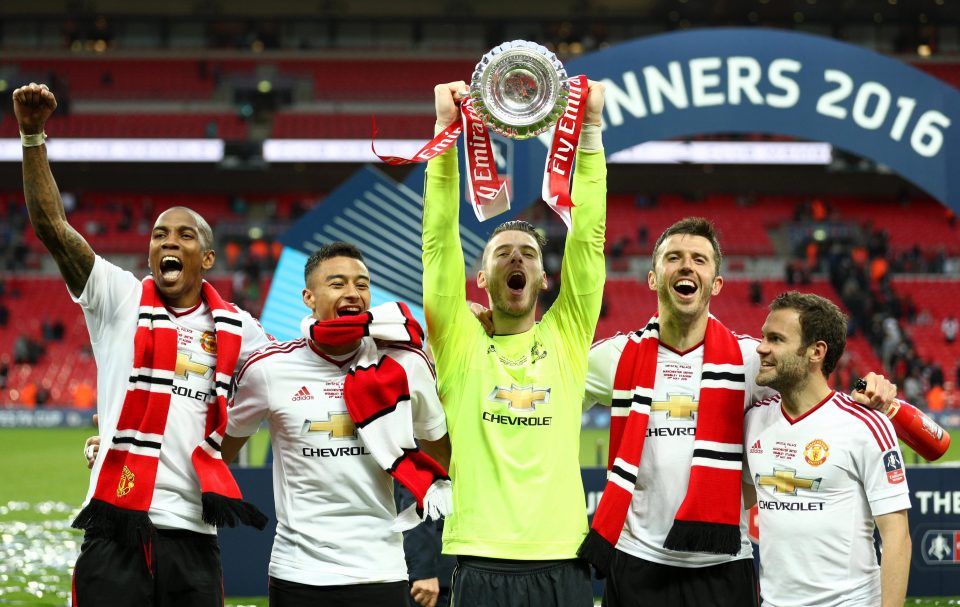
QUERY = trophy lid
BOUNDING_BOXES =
[470,40,570,140]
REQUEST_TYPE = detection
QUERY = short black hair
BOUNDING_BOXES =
[769,291,848,377]
[160,206,214,252]
[652,217,723,274]
[484,220,547,263]
[304,242,365,284]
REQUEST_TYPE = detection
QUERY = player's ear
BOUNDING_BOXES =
[647,269,657,291]
[809,340,828,366]
[477,270,487,289]
[711,275,723,296]
[201,249,215,272]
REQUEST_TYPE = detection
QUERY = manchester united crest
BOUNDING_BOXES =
[117,465,136,497]
[804,439,829,466]
[199,331,218,354]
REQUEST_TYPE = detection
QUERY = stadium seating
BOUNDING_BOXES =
[0,274,267,405]
[828,196,960,256]
[14,192,234,255]
[890,278,960,370]
[914,62,960,90]
[273,58,476,101]
[0,276,92,405]
[43,113,249,139]
[272,112,434,139]
[5,56,959,104]
[6,56,475,102]
[10,57,254,99]
[605,194,795,257]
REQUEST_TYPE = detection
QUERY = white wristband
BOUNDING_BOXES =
[578,123,603,151]
[20,131,47,148]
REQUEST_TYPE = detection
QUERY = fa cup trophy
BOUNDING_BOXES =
[469,40,571,140]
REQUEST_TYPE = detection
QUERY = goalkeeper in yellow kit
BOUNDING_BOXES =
[422,80,607,606]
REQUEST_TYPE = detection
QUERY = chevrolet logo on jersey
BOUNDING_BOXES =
[175,352,213,380]
[488,385,551,413]
[301,412,358,439]
[757,468,822,496]
[651,394,698,419]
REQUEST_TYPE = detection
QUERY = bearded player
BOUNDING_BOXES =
[743,292,911,607]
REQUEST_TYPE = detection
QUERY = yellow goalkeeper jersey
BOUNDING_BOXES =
[422,146,607,559]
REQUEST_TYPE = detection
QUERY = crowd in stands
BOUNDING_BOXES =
[0,192,299,407]
[793,198,960,411]
[1,188,958,417]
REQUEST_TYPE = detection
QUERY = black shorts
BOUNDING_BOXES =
[450,556,593,607]
[72,529,222,607]
[602,550,759,607]
[269,576,408,607]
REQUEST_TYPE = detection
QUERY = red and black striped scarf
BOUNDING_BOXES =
[579,315,745,575]
[73,277,266,543]
[306,302,452,526]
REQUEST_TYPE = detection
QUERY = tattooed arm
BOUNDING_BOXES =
[13,83,95,297]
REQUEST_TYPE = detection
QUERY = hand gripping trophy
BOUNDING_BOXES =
[375,40,589,223]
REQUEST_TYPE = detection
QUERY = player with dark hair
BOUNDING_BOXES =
[14,82,271,607]
[744,292,911,607]
[421,80,607,606]
[221,241,452,607]
[582,217,910,607]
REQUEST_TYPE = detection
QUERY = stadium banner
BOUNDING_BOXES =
[548,27,960,213]
[221,464,960,597]
[903,466,960,596]
[0,407,93,428]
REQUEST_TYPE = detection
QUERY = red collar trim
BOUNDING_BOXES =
[308,340,359,368]
[660,339,705,357]
[166,299,203,317]
[781,390,836,425]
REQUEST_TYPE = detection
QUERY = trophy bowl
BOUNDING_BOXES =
[469,40,569,140]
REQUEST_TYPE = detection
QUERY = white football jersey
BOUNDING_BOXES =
[74,256,272,533]
[586,329,775,567]
[744,391,911,607]
[228,338,447,586]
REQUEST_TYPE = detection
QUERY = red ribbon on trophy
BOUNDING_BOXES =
[371,40,588,226]
[540,74,587,228]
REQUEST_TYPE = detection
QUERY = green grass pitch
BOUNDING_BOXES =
[1,425,957,605]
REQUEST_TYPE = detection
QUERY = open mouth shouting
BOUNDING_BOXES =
[673,278,698,300]
[336,304,364,318]
[507,271,527,296]
[159,255,184,283]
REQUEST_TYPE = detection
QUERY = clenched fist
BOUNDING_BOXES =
[12,83,58,135]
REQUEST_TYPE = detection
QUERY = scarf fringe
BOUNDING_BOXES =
[663,520,742,555]
[71,499,153,546]
[577,529,616,578]
[201,493,268,530]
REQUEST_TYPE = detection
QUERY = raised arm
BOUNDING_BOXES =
[13,83,94,297]
[422,82,473,354]
[546,81,608,343]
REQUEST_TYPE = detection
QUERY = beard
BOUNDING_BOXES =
[656,278,712,321]
[488,281,539,318]
[756,351,809,394]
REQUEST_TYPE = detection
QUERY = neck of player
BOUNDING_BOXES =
[657,308,710,353]
[491,308,536,336]
[312,338,362,357]
[161,286,203,310]
[779,374,832,419]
